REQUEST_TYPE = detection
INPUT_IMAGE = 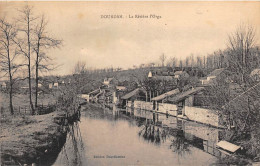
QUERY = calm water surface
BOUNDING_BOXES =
[53,106,224,166]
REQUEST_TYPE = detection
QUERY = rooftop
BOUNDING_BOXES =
[167,87,204,103]
[151,89,180,101]
[208,68,225,77]
[121,88,145,100]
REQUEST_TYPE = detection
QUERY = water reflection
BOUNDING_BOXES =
[132,108,225,159]
[139,123,161,144]
[137,116,191,157]
[54,106,225,166]
[56,121,85,166]
[170,130,191,157]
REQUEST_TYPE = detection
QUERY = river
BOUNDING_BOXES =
[51,105,228,166]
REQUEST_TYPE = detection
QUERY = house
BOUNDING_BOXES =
[148,71,153,78]
[151,89,180,110]
[166,87,220,127]
[116,86,126,91]
[88,89,101,102]
[80,94,90,102]
[53,82,59,88]
[147,67,175,78]
[250,68,260,81]
[103,78,113,86]
[121,88,146,108]
[167,87,205,109]
[174,71,189,79]
[49,83,53,89]
[148,70,175,82]
[200,68,226,85]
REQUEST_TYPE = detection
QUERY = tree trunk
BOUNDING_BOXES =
[28,64,34,115]
[35,41,40,109]
[7,40,14,115]
[27,18,34,115]
[35,62,38,109]
[8,67,14,115]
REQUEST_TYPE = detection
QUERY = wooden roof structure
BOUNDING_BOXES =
[151,89,180,101]
[216,141,241,153]
[121,88,146,100]
[167,87,204,103]
[208,68,225,77]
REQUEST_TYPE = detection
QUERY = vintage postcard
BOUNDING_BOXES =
[0,1,260,166]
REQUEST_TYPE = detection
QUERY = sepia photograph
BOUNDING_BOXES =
[0,1,260,166]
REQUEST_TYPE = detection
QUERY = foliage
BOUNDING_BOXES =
[56,84,80,114]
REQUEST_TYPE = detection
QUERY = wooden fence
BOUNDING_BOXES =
[0,103,56,116]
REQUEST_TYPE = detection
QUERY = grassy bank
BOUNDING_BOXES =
[0,111,68,165]
[0,92,58,117]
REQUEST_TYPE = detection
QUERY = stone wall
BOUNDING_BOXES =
[158,103,178,116]
[184,106,219,127]
[134,101,153,110]
[132,100,220,127]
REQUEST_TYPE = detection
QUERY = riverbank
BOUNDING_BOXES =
[0,111,72,165]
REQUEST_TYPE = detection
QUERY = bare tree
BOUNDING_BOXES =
[139,64,145,69]
[159,53,166,67]
[73,61,86,74]
[227,23,257,84]
[0,18,18,115]
[150,62,155,68]
[168,57,177,68]
[33,14,62,109]
[196,56,203,68]
[15,5,37,115]
[179,59,183,69]
[185,57,189,67]
[190,54,194,67]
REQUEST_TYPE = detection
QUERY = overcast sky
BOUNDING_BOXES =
[0,1,260,76]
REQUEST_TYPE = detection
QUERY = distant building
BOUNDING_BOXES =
[38,83,42,88]
[49,83,53,89]
[200,68,226,85]
[250,68,260,81]
[116,86,126,91]
[174,71,189,79]
[148,71,153,78]
[103,78,113,86]
[121,88,147,108]
[53,82,59,88]
[148,70,175,81]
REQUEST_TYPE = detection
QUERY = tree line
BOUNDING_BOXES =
[0,5,62,115]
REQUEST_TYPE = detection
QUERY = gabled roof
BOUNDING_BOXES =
[208,68,225,77]
[121,88,145,100]
[174,71,185,75]
[152,75,174,81]
[151,89,180,101]
[168,87,204,103]
[88,89,100,95]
